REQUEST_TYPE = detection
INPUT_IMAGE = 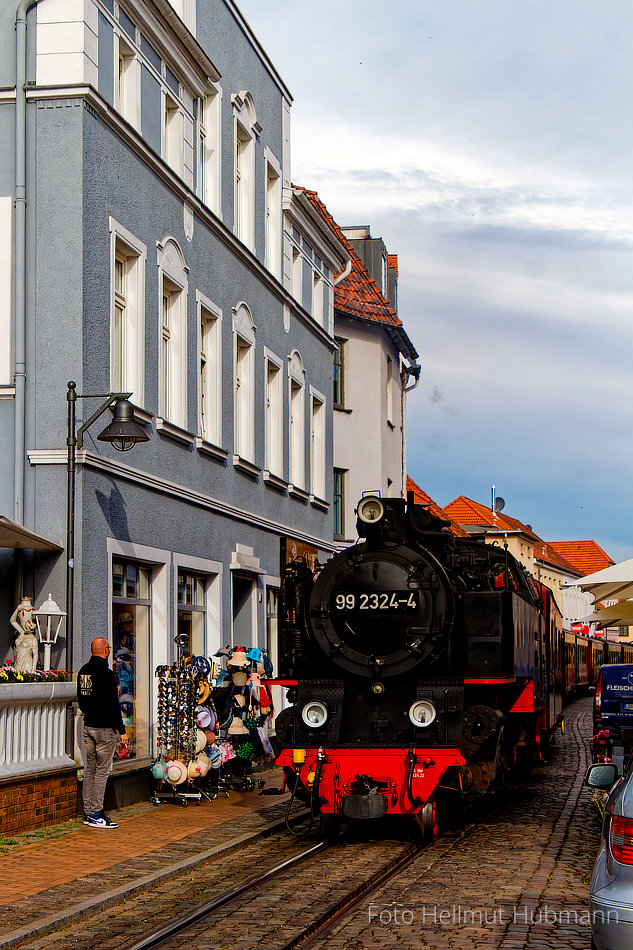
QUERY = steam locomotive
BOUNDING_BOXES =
[274,492,568,836]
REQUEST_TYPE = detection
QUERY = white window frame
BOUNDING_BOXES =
[109,218,146,407]
[291,244,302,304]
[197,291,222,447]
[173,552,223,660]
[198,84,221,216]
[232,91,260,251]
[264,349,283,478]
[288,351,305,491]
[264,148,282,279]
[164,88,183,176]
[310,387,326,501]
[312,270,323,325]
[157,239,188,430]
[116,32,140,130]
[233,302,256,462]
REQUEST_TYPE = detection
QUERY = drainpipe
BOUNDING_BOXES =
[401,361,420,495]
[14,0,41,528]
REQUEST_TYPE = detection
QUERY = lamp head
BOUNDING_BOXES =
[97,399,149,452]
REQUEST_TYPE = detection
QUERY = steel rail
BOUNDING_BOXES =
[278,843,422,950]
[117,840,327,950]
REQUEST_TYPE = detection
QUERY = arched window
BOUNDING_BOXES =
[232,91,261,251]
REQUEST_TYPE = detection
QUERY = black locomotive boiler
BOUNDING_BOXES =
[274,493,564,836]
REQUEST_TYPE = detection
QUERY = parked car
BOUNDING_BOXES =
[586,759,633,949]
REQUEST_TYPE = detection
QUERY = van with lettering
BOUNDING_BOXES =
[593,665,633,759]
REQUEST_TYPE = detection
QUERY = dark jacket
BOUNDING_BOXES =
[77,655,126,735]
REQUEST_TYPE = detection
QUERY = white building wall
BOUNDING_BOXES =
[36,0,98,87]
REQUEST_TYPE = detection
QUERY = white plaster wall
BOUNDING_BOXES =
[36,0,98,87]
[0,196,11,385]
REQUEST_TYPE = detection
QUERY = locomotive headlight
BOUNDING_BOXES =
[357,496,385,524]
[372,682,385,695]
[301,701,328,728]
[409,699,437,728]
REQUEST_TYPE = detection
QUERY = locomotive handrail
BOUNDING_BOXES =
[405,748,424,809]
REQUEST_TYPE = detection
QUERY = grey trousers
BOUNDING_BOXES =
[82,726,119,816]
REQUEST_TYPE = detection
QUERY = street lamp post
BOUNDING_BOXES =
[65,380,149,674]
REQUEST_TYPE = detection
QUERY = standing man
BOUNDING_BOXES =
[77,637,129,828]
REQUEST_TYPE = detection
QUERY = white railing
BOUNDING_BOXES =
[0,682,76,780]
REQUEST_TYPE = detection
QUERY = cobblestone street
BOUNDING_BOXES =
[1,695,601,950]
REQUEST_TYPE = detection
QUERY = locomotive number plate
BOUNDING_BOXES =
[333,591,419,612]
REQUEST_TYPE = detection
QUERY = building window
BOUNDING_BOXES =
[333,468,346,539]
[233,574,256,646]
[291,245,302,304]
[310,391,326,500]
[112,560,151,761]
[110,220,146,406]
[117,33,139,129]
[177,571,206,656]
[164,91,183,175]
[198,295,221,446]
[232,91,260,250]
[265,154,281,279]
[197,87,221,215]
[157,239,187,429]
[265,354,283,477]
[312,272,324,325]
[233,303,255,462]
[288,351,305,490]
[333,338,345,408]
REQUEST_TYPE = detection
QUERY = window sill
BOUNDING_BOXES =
[288,484,309,502]
[196,438,229,462]
[131,405,153,425]
[156,418,195,445]
[310,494,329,512]
[263,471,288,493]
[0,386,16,399]
[334,405,352,414]
[233,455,261,479]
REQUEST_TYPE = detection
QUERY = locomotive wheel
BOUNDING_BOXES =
[421,799,439,841]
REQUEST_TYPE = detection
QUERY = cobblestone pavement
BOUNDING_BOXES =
[318,695,600,950]
[3,697,600,950]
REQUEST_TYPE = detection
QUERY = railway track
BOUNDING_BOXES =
[111,833,424,950]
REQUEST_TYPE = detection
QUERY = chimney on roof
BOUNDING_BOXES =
[340,226,397,312]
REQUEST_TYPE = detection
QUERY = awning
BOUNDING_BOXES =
[568,557,633,602]
[0,515,62,551]
[581,601,633,629]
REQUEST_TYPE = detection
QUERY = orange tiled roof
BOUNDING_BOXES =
[388,254,398,275]
[407,477,469,538]
[549,541,614,576]
[444,496,583,575]
[293,186,404,330]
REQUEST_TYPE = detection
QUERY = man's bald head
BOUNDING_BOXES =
[91,637,110,658]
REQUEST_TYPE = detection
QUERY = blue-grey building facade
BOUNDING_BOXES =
[0,0,348,793]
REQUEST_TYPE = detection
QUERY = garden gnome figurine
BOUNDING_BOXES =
[10,596,39,672]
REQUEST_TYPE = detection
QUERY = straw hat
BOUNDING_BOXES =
[188,759,202,781]
[197,680,210,703]
[196,753,210,777]
[227,648,249,669]
[166,760,188,785]
[228,715,250,735]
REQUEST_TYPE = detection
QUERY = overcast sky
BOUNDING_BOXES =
[238,0,633,562]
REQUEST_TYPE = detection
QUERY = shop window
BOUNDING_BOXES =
[112,560,152,761]
[177,571,206,656]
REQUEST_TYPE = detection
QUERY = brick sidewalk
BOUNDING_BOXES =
[0,767,290,944]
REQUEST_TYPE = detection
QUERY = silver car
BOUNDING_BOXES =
[586,760,633,950]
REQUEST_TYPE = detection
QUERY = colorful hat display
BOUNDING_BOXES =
[208,745,223,768]
[246,647,263,663]
[214,645,231,658]
[196,753,210,777]
[166,759,188,785]
[204,728,216,746]
[188,759,202,781]
[151,759,168,781]
[197,680,210,703]
[231,671,249,687]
